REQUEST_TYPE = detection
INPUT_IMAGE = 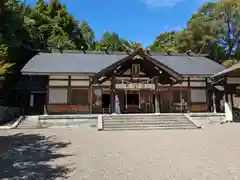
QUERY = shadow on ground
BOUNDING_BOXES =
[0,133,75,180]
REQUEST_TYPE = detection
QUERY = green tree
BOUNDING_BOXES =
[150,31,178,52]
[215,0,240,58]
[101,31,123,51]
[28,0,84,52]
[176,2,219,54]
[0,0,28,55]
[149,0,240,64]
[97,31,138,52]
[79,20,95,50]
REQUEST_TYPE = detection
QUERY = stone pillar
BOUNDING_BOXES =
[154,76,160,114]
[111,75,116,114]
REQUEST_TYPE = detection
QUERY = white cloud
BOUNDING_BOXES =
[140,0,183,8]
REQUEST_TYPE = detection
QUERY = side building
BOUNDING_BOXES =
[20,49,225,115]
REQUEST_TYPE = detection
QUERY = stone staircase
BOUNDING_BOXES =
[187,113,225,122]
[16,116,41,129]
[15,115,98,129]
[101,114,200,131]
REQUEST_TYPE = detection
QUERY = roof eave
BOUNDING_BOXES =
[21,72,95,76]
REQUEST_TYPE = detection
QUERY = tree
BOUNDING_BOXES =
[176,2,219,54]
[47,25,75,51]
[28,0,85,52]
[150,31,178,52]
[79,20,95,50]
[149,0,240,65]
[96,31,139,52]
[0,0,28,55]
[101,31,123,51]
[215,0,240,58]
[97,31,123,51]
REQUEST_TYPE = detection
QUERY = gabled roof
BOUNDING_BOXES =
[212,62,240,78]
[91,49,183,85]
[21,51,225,76]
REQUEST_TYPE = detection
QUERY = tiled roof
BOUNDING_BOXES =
[21,51,225,76]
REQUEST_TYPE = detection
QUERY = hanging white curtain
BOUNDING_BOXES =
[115,94,121,114]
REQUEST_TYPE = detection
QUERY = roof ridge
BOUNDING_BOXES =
[39,50,208,57]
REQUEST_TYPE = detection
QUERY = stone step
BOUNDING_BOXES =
[103,116,192,122]
[103,125,197,130]
[105,114,185,117]
[103,115,185,118]
[103,122,196,127]
[103,126,198,131]
[16,116,41,129]
[103,121,193,125]
[17,122,41,129]
[39,115,98,120]
[103,118,190,122]
[101,114,198,130]
[103,117,187,121]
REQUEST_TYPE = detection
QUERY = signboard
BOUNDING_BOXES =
[116,83,154,89]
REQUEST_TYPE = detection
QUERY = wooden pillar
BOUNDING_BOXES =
[231,93,234,110]
[111,74,116,114]
[89,77,93,114]
[212,91,217,113]
[187,77,191,112]
[205,77,210,112]
[224,84,233,122]
[169,85,173,113]
[154,76,160,113]
[67,75,71,105]
[45,76,50,115]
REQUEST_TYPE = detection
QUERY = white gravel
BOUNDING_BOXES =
[1,123,240,180]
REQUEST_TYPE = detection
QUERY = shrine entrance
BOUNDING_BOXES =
[124,90,140,113]
[90,47,183,114]
[116,78,156,113]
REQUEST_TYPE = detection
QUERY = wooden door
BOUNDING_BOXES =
[29,93,46,115]
[160,90,170,113]
[140,90,153,113]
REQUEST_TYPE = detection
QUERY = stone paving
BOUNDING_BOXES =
[1,123,240,180]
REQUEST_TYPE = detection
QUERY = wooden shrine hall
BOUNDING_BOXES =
[20,46,225,115]
[90,48,183,114]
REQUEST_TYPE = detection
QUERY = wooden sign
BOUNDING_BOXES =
[116,83,154,89]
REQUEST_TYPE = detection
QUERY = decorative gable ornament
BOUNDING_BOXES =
[132,55,143,60]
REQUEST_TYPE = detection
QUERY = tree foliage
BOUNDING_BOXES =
[1,0,240,69]
[150,0,240,66]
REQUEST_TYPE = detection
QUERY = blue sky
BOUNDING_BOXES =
[26,0,211,46]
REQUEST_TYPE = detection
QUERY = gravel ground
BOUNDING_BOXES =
[1,123,240,180]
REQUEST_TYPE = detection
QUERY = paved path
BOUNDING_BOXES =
[1,123,240,180]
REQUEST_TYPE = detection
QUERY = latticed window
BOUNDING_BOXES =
[132,64,140,75]
[48,88,68,104]
[172,89,189,112]
[172,90,189,103]
[70,89,89,105]
[191,89,206,103]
